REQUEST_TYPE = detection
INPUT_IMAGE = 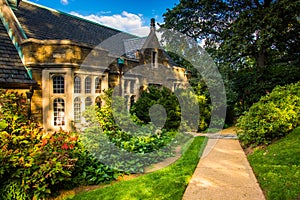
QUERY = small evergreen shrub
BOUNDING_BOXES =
[237,82,300,147]
[130,86,181,130]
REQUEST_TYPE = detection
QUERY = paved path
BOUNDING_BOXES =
[183,128,265,200]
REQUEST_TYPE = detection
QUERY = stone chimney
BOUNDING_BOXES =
[150,18,156,31]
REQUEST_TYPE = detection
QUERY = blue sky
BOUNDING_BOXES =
[29,0,179,36]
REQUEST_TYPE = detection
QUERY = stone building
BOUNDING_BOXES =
[0,0,188,131]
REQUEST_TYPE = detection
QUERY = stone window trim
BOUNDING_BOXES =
[152,50,158,68]
[95,96,102,108]
[52,75,65,94]
[85,76,92,94]
[95,77,102,93]
[74,76,81,94]
[74,97,81,123]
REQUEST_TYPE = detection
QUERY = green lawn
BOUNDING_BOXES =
[248,127,300,200]
[67,136,207,200]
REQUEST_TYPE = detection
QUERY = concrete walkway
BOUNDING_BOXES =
[183,129,265,200]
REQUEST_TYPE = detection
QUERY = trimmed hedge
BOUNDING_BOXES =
[237,82,300,147]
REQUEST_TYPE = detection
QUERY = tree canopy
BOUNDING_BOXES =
[162,0,300,69]
[162,0,300,122]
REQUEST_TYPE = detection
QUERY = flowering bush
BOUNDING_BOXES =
[0,90,118,199]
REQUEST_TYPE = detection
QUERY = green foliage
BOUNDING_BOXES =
[88,89,117,131]
[67,136,207,200]
[131,86,181,130]
[229,64,300,116]
[248,127,300,200]
[162,0,300,124]
[162,0,299,69]
[81,123,192,173]
[68,150,120,187]
[82,89,193,173]
[237,82,300,147]
[0,90,118,199]
[131,84,212,131]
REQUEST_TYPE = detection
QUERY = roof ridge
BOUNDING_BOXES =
[124,37,147,42]
[22,0,138,37]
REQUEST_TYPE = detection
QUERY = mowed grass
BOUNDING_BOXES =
[67,136,207,200]
[248,127,300,200]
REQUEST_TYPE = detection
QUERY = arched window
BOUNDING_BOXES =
[74,97,81,123]
[54,98,65,126]
[130,95,135,108]
[85,76,91,93]
[53,76,64,93]
[85,97,92,107]
[74,76,81,93]
[95,77,101,93]
[152,50,158,68]
[95,96,101,108]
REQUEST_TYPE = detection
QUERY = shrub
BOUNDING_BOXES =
[0,90,119,199]
[130,85,211,131]
[130,86,181,130]
[236,82,300,147]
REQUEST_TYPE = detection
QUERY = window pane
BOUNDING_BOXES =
[85,97,92,107]
[53,76,64,93]
[74,97,81,123]
[74,76,81,93]
[95,77,101,93]
[85,77,91,93]
[54,98,65,126]
[130,80,135,94]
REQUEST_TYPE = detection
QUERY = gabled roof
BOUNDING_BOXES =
[0,21,36,88]
[124,37,147,59]
[14,1,136,49]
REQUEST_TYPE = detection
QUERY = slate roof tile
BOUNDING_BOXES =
[0,21,36,88]
[14,1,137,50]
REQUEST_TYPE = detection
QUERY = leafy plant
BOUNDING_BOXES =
[67,136,207,200]
[236,82,300,147]
[0,90,119,199]
[82,88,193,173]
[131,86,181,130]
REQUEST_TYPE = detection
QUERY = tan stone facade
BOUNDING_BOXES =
[0,0,188,132]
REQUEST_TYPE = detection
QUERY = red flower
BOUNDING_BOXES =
[69,144,74,149]
[61,143,69,150]
[41,139,48,146]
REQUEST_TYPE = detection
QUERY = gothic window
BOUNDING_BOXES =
[95,77,102,93]
[85,76,91,93]
[85,97,92,107]
[74,76,81,93]
[152,51,158,68]
[130,95,135,109]
[53,76,64,93]
[95,96,101,108]
[54,98,65,126]
[130,80,135,94]
[74,97,81,123]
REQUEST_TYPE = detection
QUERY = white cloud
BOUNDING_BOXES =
[69,11,150,37]
[60,0,68,5]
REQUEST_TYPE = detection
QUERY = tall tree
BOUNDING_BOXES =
[162,0,300,70]
[162,0,300,122]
